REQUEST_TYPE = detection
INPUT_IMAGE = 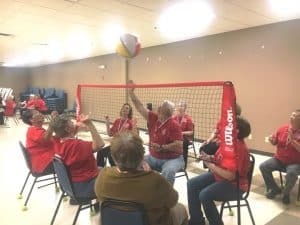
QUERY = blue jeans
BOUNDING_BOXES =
[187,172,243,225]
[259,157,300,195]
[145,154,184,185]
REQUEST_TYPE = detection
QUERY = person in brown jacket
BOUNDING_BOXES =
[94,131,188,225]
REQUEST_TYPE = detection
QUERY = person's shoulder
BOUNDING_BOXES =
[277,124,289,131]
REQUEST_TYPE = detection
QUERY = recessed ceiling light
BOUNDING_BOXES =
[157,0,215,39]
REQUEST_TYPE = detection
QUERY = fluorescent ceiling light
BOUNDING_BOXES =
[269,0,300,17]
[157,0,215,39]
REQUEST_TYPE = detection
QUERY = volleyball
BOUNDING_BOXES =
[116,33,141,58]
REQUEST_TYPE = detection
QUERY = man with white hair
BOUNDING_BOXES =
[128,80,184,185]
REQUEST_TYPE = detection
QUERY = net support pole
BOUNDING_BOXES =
[124,58,129,103]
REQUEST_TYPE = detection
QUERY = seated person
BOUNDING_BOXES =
[22,110,57,174]
[34,94,49,114]
[173,101,194,159]
[4,95,17,116]
[128,80,184,185]
[200,103,242,156]
[95,131,188,225]
[52,114,105,202]
[20,94,35,117]
[259,109,300,205]
[97,103,137,167]
[187,116,251,225]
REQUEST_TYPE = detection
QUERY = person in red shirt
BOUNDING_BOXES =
[187,116,251,225]
[52,114,105,202]
[260,109,300,205]
[34,94,48,113]
[173,101,194,161]
[128,80,184,185]
[200,103,242,156]
[4,95,16,116]
[20,94,35,117]
[22,109,57,174]
[97,103,138,167]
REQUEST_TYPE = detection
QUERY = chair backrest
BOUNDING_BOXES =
[53,156,76,200]
[18,141,32,171]
[101,199,148,225]
[243,153,255,199]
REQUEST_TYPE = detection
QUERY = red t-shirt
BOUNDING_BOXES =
[213,139,250,192]
[55,139,98,182]
[148,111,183,159]
[273,124,300,164]
[35,99,48,111]
[4,100,16,116]
[109,118,134,136]
[173,113,193,141]
[25,99,35,109]
[26,126,55,173]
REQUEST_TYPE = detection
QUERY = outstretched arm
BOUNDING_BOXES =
[127,80,148,121]
[80,114,105,152]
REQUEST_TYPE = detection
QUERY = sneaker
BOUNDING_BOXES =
[282,194,290,205]
[266,189,281,199]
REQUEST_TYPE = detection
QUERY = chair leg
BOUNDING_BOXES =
[244,199,256,225]
[23,177,38,207]
[279,171,284,189]
[219,202,226,218]
[50,192,65,225]
[192,143,197,158]
[226,202,234,216]
[18,172,31,199]
[297,179,300,206]
[72,205,83,225]
[53,174,59,192]
[184,170,189,180]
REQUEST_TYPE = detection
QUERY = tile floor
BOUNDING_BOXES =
[0,118,299,225]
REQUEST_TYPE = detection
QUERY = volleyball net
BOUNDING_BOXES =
[76,82,237,147]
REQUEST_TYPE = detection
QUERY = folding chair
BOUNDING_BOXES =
[101,198,148,225]
[17,141,58,210]
[219,154,256,225]
[175,142,189,180]
[186,123,197,159]
[50,156,98,225]
[279,169,300,206]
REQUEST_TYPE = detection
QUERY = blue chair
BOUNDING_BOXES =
[17,141,58,210]
[101,198,148,225]
[50,156,98,225]
[219,154,256,225]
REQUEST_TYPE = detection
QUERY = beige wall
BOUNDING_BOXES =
[129,19,300,153]
[29,54,127,108]
[0,67,30,98]
[6,19,300,154]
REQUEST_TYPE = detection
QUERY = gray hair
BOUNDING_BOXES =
[162,100,175,117]
[110,132,145,171]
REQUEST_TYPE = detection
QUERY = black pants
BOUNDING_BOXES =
[96,146,115,167]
